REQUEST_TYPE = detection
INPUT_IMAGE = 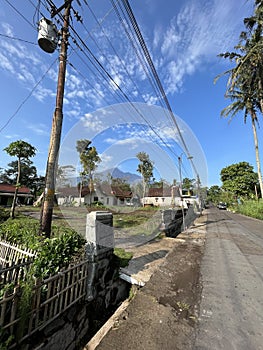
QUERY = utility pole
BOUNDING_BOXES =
[40,0,72,237]
[178,155,186,231]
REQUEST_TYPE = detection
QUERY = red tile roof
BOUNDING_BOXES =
[0,183,31,194]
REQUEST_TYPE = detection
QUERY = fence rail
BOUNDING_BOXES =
[0,240,36,267]
[0,259,33,288]
[0,259,89,347]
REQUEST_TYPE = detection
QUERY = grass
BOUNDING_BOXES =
[233,199,263,220]
[114,247,133,267]
[16,205,160,230]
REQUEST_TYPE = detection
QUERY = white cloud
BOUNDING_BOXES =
[153,0,253,94]
[27,123,49,136]
[81,113,104,132]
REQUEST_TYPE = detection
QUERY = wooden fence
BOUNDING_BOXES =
[0,240,36,267]
[0,259,32,288]
[0,259,89,347]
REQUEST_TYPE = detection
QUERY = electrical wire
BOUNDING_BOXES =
[2,0,192,179]
[0,58,57,133]
[0,33,37,45]
[120,0,199,178]
[3,0,36,30]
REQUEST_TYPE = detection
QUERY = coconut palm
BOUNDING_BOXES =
[216,0,263,197]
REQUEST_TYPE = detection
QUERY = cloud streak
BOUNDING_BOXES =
[151,0,253,94]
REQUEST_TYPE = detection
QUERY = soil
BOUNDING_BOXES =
[95,216,206,350]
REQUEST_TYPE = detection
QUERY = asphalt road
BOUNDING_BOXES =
[195,207,263,350]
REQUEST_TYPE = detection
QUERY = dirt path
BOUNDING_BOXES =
[92,214,206,350]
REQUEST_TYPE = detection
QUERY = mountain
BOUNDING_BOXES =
[59,168,141,187]
[96,168,141,184]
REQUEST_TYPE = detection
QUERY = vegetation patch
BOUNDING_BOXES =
[113,208,158,228]
[0,208,9,224]
[114,247,133,268]
[0,217,86,278]
[234,199,263,220]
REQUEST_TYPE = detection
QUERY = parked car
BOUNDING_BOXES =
[217,202,227,210]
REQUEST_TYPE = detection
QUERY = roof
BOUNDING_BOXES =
[56,187,80,197]
[147,187,172,197]
[56,184,133,199]
[0,183,32,195]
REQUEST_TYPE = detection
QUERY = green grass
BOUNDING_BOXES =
[113,207,159,228]
[114,247,133,268]
[233,199,263,220]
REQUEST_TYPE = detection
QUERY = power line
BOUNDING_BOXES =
[3,0,36,30]
[0,58,57,133]
[120,0,200,178]
[0,33,37,45]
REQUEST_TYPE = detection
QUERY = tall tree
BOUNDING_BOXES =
[220,162,258,199]
[76,139,101,206]
[4,140,36,218]
[216,0,263,197]
[136,152,153,203]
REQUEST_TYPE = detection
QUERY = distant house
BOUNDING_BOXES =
[143,186,175,207]
[143,186,198,208]
[0,183,33,206]
[56,186,81,206]
[84,184,133,206]
[57,183,133,207]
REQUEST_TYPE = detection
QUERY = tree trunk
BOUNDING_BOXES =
[10,158,21,218]
[251,113,263,198]
[258,79,263,114]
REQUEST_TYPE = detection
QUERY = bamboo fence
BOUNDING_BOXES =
[0,260,89,346]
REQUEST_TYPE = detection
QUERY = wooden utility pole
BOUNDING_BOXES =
[40,1,72,237]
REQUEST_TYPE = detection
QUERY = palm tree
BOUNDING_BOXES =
[220,88,263,197]
[216,0,263,197]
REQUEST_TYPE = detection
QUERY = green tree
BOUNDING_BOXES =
[136,152,153,203]
[111,177,131,192]
[76,139,101,205]
[4,140,36,218]
[216,1,263,197]
[220,162,258,199]
[3,160,37,187]
[207,185,222,203]
[182,178,195,191]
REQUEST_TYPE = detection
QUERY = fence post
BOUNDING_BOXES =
[85,211,114,257]
[85,211,114,301]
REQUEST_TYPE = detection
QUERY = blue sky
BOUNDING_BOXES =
[0,0,260,188]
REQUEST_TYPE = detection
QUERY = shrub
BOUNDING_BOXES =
[0,218,86,278]
[0,208,9,224]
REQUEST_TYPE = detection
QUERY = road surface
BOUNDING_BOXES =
[195,207,263,350]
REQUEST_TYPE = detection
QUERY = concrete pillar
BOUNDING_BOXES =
[85,211,114,257]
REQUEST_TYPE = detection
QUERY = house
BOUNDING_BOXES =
[143,186,175,207]
[57,183,133,207]
[56,186,82,206]
[0,183,33,206]
[84,184,133,206]
[142,186,199,208]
